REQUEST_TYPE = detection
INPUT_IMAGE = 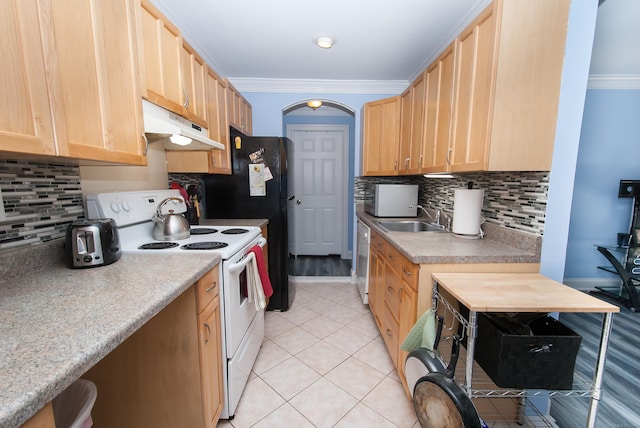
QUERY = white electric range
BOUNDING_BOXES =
[86,189,265,420]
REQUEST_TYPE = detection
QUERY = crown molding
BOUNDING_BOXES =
[588,74,640,89]
[227,78,409,94]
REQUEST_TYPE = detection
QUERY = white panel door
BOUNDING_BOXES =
[287,125,348,256]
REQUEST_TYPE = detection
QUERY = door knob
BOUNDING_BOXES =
[296,200,301,205]
[288,195,295,201]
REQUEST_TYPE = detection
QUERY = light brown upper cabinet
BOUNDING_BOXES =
[140,0,184,115]
[181,41,208,127]
[362,96,402,176]
[399,71,427,175]
[447,0,570,172]
[0,0,57,157]
[421,44,456,173]
[0,0,146,165]
[206,68,232,174]
[226,80,252,135]
[140,0,208,128]
[166,67,230,174]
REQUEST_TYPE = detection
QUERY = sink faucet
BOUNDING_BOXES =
[409,204,434,221]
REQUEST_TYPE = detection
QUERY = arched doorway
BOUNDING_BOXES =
[283,100,355,276]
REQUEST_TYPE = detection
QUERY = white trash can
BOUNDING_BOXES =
[52,379,97,428]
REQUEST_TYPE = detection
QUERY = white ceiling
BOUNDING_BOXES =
[151,0,639,90]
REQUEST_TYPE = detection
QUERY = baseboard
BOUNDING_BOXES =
[563,278,621,291]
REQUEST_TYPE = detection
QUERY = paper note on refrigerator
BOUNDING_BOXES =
[249,164,266,196]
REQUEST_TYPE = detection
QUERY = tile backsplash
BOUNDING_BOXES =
[0,156,548,254]
[0,159,84,250]
[356,172,549,236]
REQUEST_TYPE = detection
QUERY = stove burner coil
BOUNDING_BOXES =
[139,242,180,250]
[190,228,218,235]
[221,228,249,235]
[181,242,229,250]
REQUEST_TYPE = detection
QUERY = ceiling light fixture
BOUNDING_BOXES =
[307,100,323,110]
[315,36,334,49]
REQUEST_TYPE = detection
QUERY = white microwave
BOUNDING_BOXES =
[365,184,419,217]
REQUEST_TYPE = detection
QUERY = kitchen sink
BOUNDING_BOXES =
[376,220,447,233]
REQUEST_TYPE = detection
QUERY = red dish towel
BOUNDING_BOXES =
[248,245,273,298]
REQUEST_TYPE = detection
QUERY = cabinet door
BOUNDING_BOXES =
[449,6,495,172]
[48,0,145,164]
[181,41,208,127]
[240,98,252,135]
[399,73,426,175]
[206,68,231,174]
[140,0,183,114]
[362,97,401,176]
[198,295,223,427]
[398,281,417,385]
[0,0,56,156]
[225,82,240,130]
[398,88,412,174]
[245,103,253,136]
[19,403,55,428]
[421,44,455,173]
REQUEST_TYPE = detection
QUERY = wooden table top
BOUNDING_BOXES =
[431,272,620,313]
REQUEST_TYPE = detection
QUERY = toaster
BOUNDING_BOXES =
[66,219,121,268]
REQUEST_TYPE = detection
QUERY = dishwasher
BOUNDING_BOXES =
[356,220,371,304]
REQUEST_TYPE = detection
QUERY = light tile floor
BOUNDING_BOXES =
[217,279,419,428]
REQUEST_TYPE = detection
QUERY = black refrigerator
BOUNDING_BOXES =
[203,128,293,311]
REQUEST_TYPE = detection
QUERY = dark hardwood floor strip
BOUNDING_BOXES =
[551,307,640,427]
[288,255,351,277]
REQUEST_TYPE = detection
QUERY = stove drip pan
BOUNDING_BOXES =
[138,242,180,250]
[221,228,249,235]
[182,242,229,250]
[190,228,218,235]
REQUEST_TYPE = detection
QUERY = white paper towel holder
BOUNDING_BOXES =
[452,183,484,239]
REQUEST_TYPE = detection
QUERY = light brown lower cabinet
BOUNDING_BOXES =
[367,230,540,397]
[81,265,222,427]
[19,403,55,428]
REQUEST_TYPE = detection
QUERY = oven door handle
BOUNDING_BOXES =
[227,238,267,275]
[228,252,255,275]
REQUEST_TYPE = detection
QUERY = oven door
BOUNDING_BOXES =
[223,237,266,358]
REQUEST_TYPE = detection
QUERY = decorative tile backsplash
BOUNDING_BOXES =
[356,172,549,236]
[0,156,548,253]
[0,159,84,250]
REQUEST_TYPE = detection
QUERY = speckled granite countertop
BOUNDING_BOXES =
[357,207,541,265]
[0,247,220,428]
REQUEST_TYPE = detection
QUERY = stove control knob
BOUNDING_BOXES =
[121,201,131,212]
[110,200,121,213]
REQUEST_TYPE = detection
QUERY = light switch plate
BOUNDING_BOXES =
[0,189,5,221]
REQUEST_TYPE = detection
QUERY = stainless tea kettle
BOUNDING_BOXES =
[152,197,191,241]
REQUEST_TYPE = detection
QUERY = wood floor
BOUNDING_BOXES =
[550,304,640,427]
[288,255,352,277]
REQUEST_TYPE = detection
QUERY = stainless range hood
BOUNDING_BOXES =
[142,100,224,150]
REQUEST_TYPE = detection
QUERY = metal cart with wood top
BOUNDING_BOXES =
[427,272,619,428]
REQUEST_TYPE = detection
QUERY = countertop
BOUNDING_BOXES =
[358,208,541,265]
[432,272,619,313]
[0,250,220,428]
[200,218,268,228]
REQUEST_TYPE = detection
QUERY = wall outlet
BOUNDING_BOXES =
[0,189,5,221]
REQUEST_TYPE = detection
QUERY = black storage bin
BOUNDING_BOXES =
[473,313,582,390]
